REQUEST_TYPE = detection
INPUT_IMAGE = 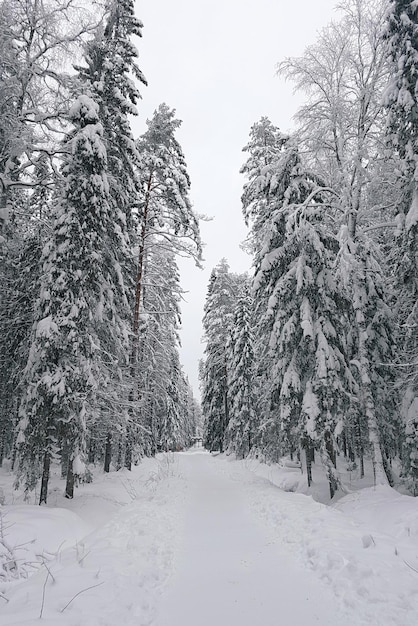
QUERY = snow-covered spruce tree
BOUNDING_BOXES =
[0,0,108,466]
[17,96,130,503]
[240,118,291,459]
[225,282,258,459]
[76,0,146,233]
[240,117,289,256]
[0,235,42,467]
[384,0,418,493]
[0,0,95,458]
[75,0,147,469]
[0,181,44,467]
[251,138,353,497]
[201,260,244,452]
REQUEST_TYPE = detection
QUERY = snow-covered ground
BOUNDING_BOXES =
[1,449,418,625]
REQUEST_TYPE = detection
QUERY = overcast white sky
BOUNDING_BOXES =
[132,0,339,397]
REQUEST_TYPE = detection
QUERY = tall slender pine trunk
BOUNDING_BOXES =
[127,173,153,466]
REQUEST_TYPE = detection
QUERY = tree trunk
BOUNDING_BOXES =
[125,426,132,470]
[125,441,132,470]
[342,430,347,458]
[221,364,229,454]
[11,439,17,471]
[132,173,152,361]
[65,459,75,499]
[129,175,153,461]
[323,432,338,499]
[348,439,355,463]
[357,317,388,485]
[104,431,112,473]
[0,178,10,238]
[355,412,365,476]
[305,445,312,487]
[116,439,123,470]
[304,437,315,486]
[88,438,95,464]
[39,452,50,505]
[325,431,335,468]
[360,453,364,478]
[347,199,388,485]
[61,441,69,479]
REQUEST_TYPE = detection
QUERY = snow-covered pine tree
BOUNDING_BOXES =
[201,260,244,452]
[225,282,258,459]
[384,0,418,493]
[16,95,129,502]
[134,103,202,351]
[129,104,201,460]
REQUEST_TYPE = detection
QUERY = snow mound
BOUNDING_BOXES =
[216,456,418,626]
[1,455,187,625]
[0,506,90,585]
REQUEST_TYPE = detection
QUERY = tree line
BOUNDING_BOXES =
[0,0,202,503]
[201,0,418,498]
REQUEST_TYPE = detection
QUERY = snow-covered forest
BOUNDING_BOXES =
[1,0,418,624]
[201,0,418,499]
[0,0,203,504]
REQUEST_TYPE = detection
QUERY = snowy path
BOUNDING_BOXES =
[2,450,418,625]
[156,451,350,626]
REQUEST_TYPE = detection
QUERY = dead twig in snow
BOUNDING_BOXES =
[60,581,104,613]
[42,561,56,584]
[403,559,418,574]
[39,569,51,618]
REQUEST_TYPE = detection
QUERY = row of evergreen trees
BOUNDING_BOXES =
[201,0,418,498]
[0,0,202,503]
